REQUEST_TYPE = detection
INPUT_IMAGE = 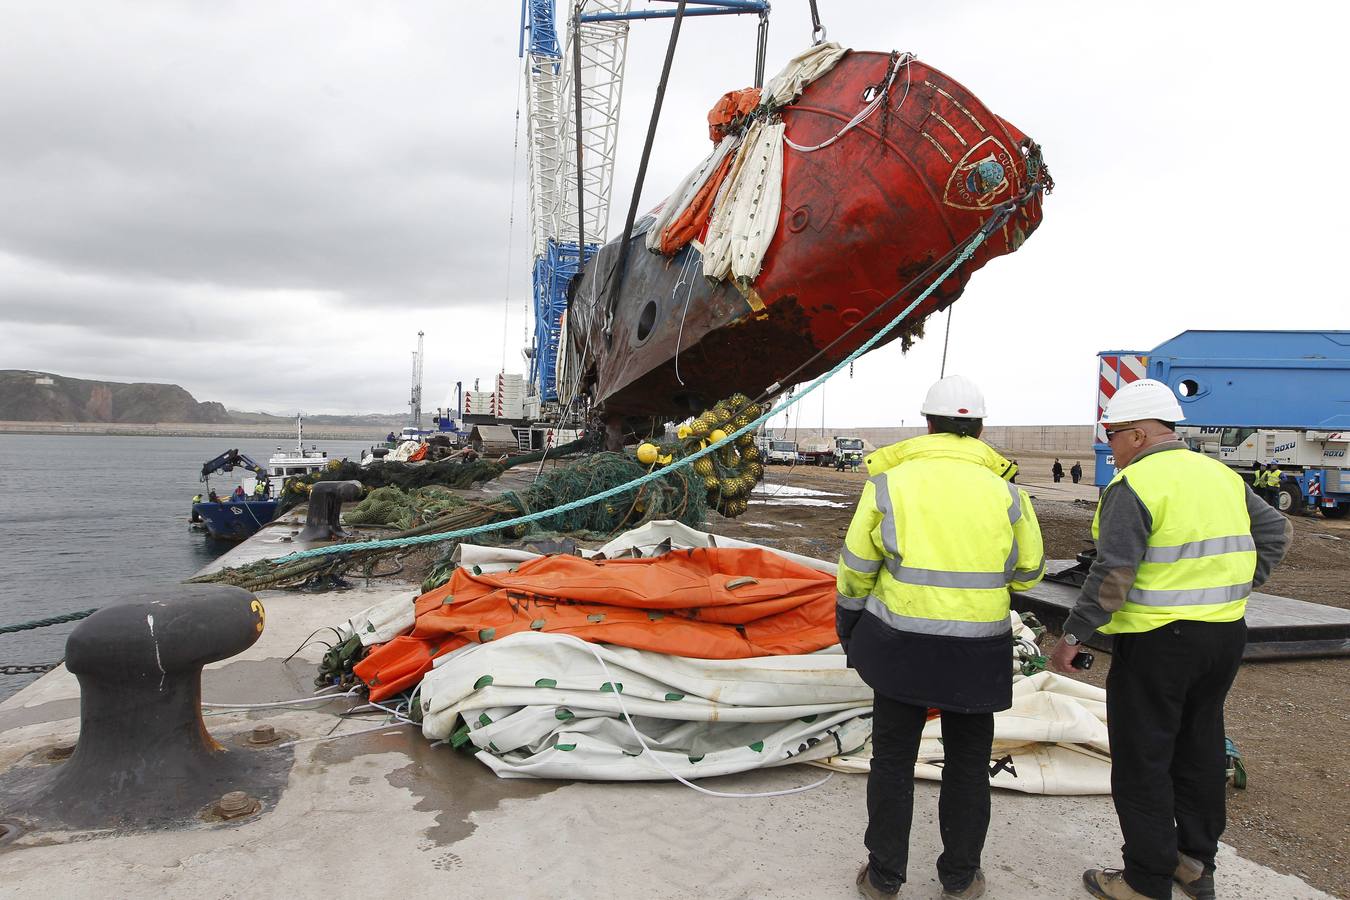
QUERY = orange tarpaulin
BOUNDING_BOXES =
[707,87,761,142]
[656,148,736,255]
[354,546,838,701]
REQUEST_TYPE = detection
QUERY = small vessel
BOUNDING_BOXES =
[263,414,331,487]
[191,415,330,540]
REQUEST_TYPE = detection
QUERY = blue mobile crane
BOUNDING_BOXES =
[1095,330,1350,518]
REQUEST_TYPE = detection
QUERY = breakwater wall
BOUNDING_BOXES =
[766,425,1094,454]
[0,421,385,441]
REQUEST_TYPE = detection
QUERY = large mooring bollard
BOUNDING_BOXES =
[298,480,363,542]
[1,584,289,830]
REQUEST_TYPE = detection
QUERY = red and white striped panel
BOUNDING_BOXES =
[1095,353,1148,442]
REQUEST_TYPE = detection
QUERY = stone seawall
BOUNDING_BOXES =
[767,425,1095,454]
[0,421,385,441]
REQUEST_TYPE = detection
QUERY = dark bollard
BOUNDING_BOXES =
[1,584,290,830]
[298,480,363,542]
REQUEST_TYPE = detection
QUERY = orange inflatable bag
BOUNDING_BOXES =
[355,546,837,701]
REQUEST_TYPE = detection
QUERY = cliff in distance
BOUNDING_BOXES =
[0,371,232,424]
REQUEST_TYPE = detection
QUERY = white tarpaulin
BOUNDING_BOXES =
[702,118,785,284]
[816,671,1112,795]
[762,41,848,107]
[365,522,1112,793]
[419,632,872,781]
[341,592,416,647]
[645,134,740,253]
[451,519,837,576]
[643,42,847,283]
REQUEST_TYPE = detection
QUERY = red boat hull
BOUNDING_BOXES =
[566,50,1047,419]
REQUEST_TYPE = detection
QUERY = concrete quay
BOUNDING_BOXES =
[0,518,1330,899]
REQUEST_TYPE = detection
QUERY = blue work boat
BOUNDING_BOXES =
[192,497,281,541]
[190,415,330,540]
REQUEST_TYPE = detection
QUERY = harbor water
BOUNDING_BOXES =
[0,433,374,701]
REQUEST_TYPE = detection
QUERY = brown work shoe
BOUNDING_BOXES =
[856,862,898,898]
[942,868,986,898]
[1082,868,1152,899]
[1174,853,1216,900]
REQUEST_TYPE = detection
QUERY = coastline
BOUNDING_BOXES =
[0,420,386,441]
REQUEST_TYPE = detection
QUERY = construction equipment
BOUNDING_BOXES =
[825,436,866,470]
[199,449,269,485]
[1095,330,1350,517]
[409,330,424,433]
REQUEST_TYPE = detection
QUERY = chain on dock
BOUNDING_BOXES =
[0,662,59,676]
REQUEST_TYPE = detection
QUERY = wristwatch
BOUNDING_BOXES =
[1063,632,1081,646]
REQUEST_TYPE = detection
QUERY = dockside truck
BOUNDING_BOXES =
[1095,330,1350,517]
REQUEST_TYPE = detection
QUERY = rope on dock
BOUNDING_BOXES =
[266,214,1001,566]
[0,609,97,635]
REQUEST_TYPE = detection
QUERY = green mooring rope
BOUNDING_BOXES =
[0,609,97,635]
[268,210,1011,567]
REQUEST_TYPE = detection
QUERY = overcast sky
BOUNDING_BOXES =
[2,1,1345,427]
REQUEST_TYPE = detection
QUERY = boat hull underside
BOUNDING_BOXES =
[564,50,1044,420]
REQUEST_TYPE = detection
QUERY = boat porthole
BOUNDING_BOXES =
[636,300,658,343]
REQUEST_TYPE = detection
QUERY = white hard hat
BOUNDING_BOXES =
[1100,378,1185,425]
[921,374,986,418]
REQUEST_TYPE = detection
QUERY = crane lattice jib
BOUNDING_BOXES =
[521,1,766,405]
[554,4,631,248]
[522,1,630,403]
[523,0,566,260]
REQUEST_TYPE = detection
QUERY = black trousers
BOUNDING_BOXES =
[1107,619,1246,899]
[864,692,993,894]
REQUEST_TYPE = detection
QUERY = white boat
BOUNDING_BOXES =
[262,415,330,497]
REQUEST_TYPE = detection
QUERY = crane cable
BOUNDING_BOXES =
[501,60,526,375]
[939,304,954,378]
[266,196,1027,567]
[808,0,826,44]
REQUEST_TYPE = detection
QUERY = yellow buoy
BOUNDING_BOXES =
[709,428,727,445]
[636,443,660,465]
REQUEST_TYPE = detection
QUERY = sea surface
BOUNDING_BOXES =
[0,433,376,701]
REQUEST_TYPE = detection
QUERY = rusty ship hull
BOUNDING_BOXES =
[563,50,1047,421]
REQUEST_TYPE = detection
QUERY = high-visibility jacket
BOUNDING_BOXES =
[1096,448,1255,634]
[835,433,1044,712]
[1269,468,1283,487]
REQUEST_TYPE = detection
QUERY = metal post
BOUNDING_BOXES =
[571,3,587,259]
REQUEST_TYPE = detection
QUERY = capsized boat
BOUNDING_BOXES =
[560,45,1050,422]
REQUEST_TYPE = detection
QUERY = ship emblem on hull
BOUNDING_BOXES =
[943,136,1018,210]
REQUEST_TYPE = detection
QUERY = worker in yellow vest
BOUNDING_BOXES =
[1264,461,1285,508]
[838,375,1044,900]
[1049,379,1290,900]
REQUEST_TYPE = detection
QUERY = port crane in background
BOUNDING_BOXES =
[428,1,772,448]
[409,330,425,432]
[519,0,770,425]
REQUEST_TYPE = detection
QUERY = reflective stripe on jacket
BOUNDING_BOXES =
[1095,448,1255,634]
[837,433,1045,639]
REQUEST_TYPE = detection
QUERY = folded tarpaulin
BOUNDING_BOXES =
[420,631,872,781]
[354,546,838,702]
[815,671,1112,795]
